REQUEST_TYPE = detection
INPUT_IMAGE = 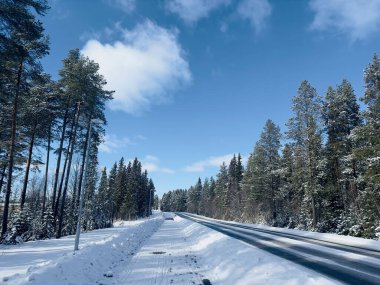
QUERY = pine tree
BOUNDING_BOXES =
[350,54,380,237]
[287,80,323,229]
[1,0,50,238]
[19,74,54,209]
[357,54,380,185]
[323,80,360,231]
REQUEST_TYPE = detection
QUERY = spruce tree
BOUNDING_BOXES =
[277,143,298,227]
[108,162,117,221]
[95,167,109,228]
[187,178,202,214]
[115,158,127,218]
[242,142,267,222]
[214,163,228,219]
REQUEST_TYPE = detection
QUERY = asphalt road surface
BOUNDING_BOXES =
[177,212,380,285]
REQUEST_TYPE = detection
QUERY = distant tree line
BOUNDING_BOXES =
[162,54,380,239]
[104,157,156,223]
[0,1,155,244]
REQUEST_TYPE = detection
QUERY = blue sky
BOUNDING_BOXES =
[42,0,380,196]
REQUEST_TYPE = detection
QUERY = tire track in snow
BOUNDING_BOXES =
[115,216,213,285]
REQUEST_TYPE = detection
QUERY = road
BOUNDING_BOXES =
[114,215,214,285]
[177,212,380,285]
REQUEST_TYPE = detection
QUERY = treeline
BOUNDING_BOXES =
[162,54,380,239]
[0,1,154,244]
[106,157,155,222]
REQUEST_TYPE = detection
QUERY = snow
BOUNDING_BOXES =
[173,216,340,285]
[0,212,349,285]
[0,214,163,285]
[191,214,380,251]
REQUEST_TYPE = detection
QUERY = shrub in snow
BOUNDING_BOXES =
[336,214,352,236]
[286,217,297,229]
[357,189,378,238]
[375,225,380,239]
[349,225,364,237]
[3,209,33,244]
[35,211,55,240]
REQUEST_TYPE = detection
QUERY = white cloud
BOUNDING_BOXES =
[184,153,242,172]
[106,0,136,13]
[310,0,380,40]
[99,134,131,153]
[141,155,175,174]
[237,0,272,33]
[167,0,230,24]
[81,21,191,115]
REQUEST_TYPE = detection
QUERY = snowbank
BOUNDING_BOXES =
[176,215,340,285]
[0,214,163,285]
[185,213,380,251]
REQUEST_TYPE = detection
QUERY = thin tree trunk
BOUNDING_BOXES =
[74,118,91,223]
[21,122,37,209]
[0,164,6,194]
[76,119,91,206]
[69,160,80,233]
[41,121,51,219]
[148,187,152,217]
[53,137,71,221]
[57,102,81,238]
[1,60,23,239]
[307,132,317,229]
[51,105,69,211]
[351,159,360,211]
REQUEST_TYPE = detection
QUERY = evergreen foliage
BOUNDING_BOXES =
[0,6,155,243]
[162,54,380,239]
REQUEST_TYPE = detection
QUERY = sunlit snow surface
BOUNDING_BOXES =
[0,215,163,285]
[3,212,378,284]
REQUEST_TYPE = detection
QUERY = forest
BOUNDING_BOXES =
[0,1,155,244]
[162,54,380,239]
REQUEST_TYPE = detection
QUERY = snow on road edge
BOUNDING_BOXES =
[182,213,380,251]
[177,215,341,285]
[1,215,163,285]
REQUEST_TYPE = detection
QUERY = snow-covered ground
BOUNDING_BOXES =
[0,214,163,285]
[201,214,380,251]
[115,213,341,285]
[0,212,345,285]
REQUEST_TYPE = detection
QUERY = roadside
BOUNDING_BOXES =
[113,213,214,284]
[0,214,163,285]
[111,214,339,285]
[1,212,342,285]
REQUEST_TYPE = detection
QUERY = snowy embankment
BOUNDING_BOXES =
[174,215,340,284]
[103,213,341,284]
[1,212,358,284]
[0,214,163,285]
[186,213,380,251]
